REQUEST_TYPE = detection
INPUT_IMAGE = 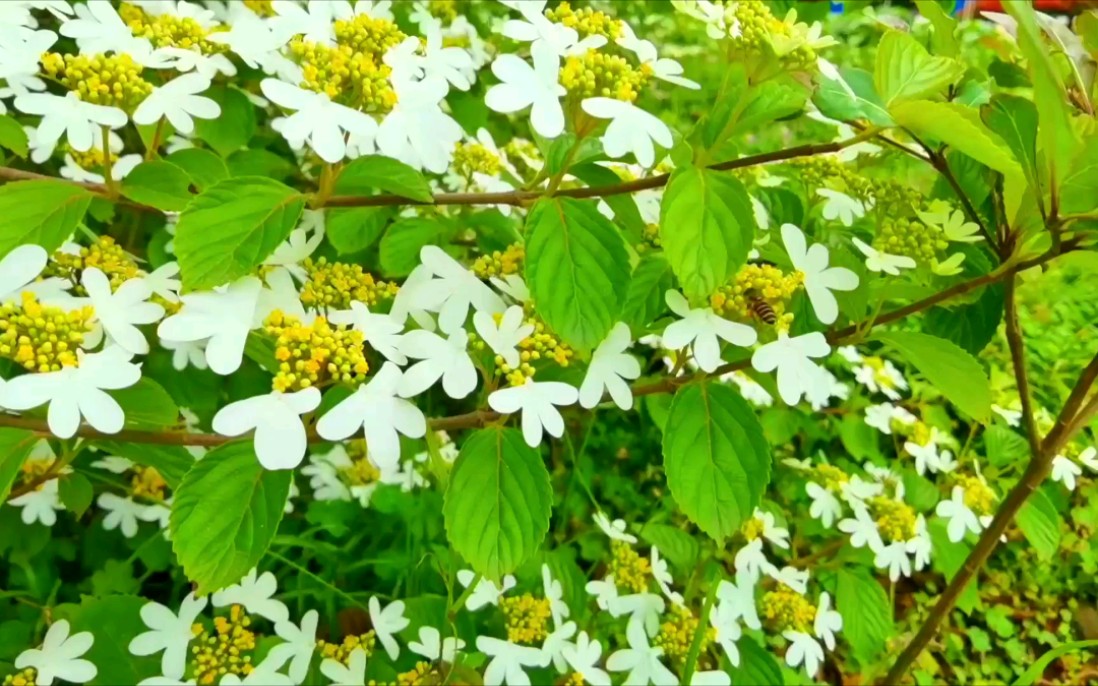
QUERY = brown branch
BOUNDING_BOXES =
[1004,278,1041,458]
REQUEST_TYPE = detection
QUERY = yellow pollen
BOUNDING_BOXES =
[472,243,524,279]
[299,257,398,311]
[452,142,502,178]
[47,236,141,293]
[545,1,622,40]
[317,631,376,665]
[426,0,458,23]
[741,516,765,542]
[499,593,551,645]
[120,2,227,54]
[2,668,38,686]
[190,605,255,686]
[0,292,93,373]
[868,496,917,543]
[265,311,371,393]
[397,662,438,686]
[653,605,714,667]
[560,50,649,102]
[957,475,996,515]
[19,458,55,490]
[40,52,152,111]
[131,466,168,501]
[761,586,816,633]
[340,440,381,487]
[813,464,849,492]
[711,263,803,325]
[290,39,397,112]
[609,539,651,594]
[242,0,275,17]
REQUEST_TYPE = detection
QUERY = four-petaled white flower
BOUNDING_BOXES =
[377,77,463,174]
[129,593,208,681]
[320,646,368,686]
[212,388,322,471]
[662,290,757,373]
[143,262,183,304]
[605,621,677,686]
[15,620,97,686]
[367,597,408,661]
[580,322,640,410]
[1051,454,1081,491]
[456,569,516,610]
[212,568,290,624]
[405,247,505,334]
[488,377,579,447]
[751,332,831,406]
[616,21,699,89]
[477,636,547,686]
[408,626,465,663]
[781,224,857,324]
[15,91,126,161]
[261,78,377,163]
[9,477,64,526]
[581,97,673,168]
[133,73,220,134]
[98,492,144,538]
[542,564,570,627]
[783,629,825,678]
[716,572,761,631]
[82,267,164,356]
[157,276,263,376]
[919,205,982,243]
[474,306,533,369]
[561,631,610,686]
[816,188,865,226]
[485,42,566,139]
[397,329,477,399]
[593,511,637,543]
[806,482,842,529]
[265,609,318,685]
[935,486,981,543]
[709,599,742,667]
[851,238,916,276]
[814,592,842,651]
[650,546,684,606]
[607,593,665,639]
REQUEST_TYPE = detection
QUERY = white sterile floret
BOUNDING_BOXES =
[157,276,263,376]
[607,593,664,639]
[407,246,505,334]
[97,492,144,538]
[82,267,164,355]
[15,91,126,162]
[153,46,236,79]
[991,403,1022,427]
[485,43,566,139]
[585,576,618,611]
[806,482,842,528]
[58,0,149,57]
[133,73,220,135]
[265,609,318,685]
[212,387,322,471]
[261,78,377,163]
[781,224,857,324]
[316,362,426,468]
[397,329,477,399]
[918,205,982,243]
[605,621,677,686]
[386,23,475,92]
[474,305,532,369]
[593,511,637,543]
[1080,447,1098,472]
[161,339,208,371]
[541,620,577,674]
[541,563,570,627]
[935,486,981,543]
[561,631,610,686]
[488,377,579,447]
[377,77,463,173]
[328,300,406,365]
[1,346,141,439]
[716,572,761,630]
[580,322,640,410]
[1051,454,1081,491]
[783,629,825,678]
[456,569,516,610]
[143,262,182,303]
[10,478,63,526]
[0,244,49,302]
[15,619,97,686]
[662,290,757,373]
[268,0,342,45]
[368,597,409,661]
[408,626,465,663]
[864,402,915,434]
[709,599,742,667]
[500,2,603,57]
[129,593,207,681]
[264,217,324,283]
[816,188,865,227]
[0,27,56,98]
[751,332,831,406]
[581,98,673,168]
[650,546,683,606]
[851,237,916,275]
[616,21,699,89]
[211,568,289,624]
[320,647,368,686]
[477,636,547,686]
[814,592,842,650]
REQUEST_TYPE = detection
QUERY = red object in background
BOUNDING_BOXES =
[971,0,1088,12]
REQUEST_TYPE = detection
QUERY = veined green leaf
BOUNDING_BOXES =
[380,217,458,277]
[326,206,394,255]
[121,160,194,211]
[109,377,179,429]
[836,568,895,664]
[876,330,991,422]
[95,441,195,490]
[0,115,29,158]
[983,95,1040,194]
[0,428,39,503]
[336,154,434,203]
[1017,488,1060,561]
[891,100,1020,176]
[194,86,256,157]
[165,148,229,192]
[0,181,93,258]
[914,0,959,57]
[875,30,964,105]
[620,254,673,333]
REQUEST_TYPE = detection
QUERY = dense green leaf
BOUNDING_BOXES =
[638,523,698,573]
[813,67,894,127]
[59,473,94,518]
[914,0,958,57]
[836,568,894,664]
[525,197,630,351]
[0,181,93,258]
[0,115,29,158]
[194,86,256,156]
[701,67,807,150]
[983,95,1039,192]
[659,167,755,301]
[174,177,305,290]
[928,518,978,613]
[60,595,158,685]
[326,206,395,255]
[923,285,1003,355]
[121,161,194,211]
[336,155,434,202]
[727,636,784,686]
[620,254,673,332]
[170,441,291,594]
[984,425,1029,468]
[569,163,647,238]
[839,413,881,461]
[94,441,195,490]
[891,100,1020,176]
[110,378,179,429]
[165,148,229,192]
[443,428,552,582]
[662,382,771,541]
[1017,488,1060,561]
[0,429,38,503]
[876,330,991,422]
[901,469,940,513]
[875,30,964,105]
[226,149,295,180]
[1059,134,1098,216]
[380,217,457,277]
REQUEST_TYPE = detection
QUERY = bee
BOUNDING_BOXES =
[746,290,777,325]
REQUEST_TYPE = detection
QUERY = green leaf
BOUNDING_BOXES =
[1015,640,1098,686]
[890,100,1020,176]
[876,330,991,422]
[443,428,552,582]
[336,155,434,202]
[984,425,1029,467]
[120,161,194,211]
[58,473,94,518]
[170,441,291,594]
[0,115,29,158]
[0,181,93,258]
[0,429,38,503]
[923,285,1003,355]
[194,86,256,157]
[226,149,295,180]
[109,378,179,429]
[700,67,807,150]
[836,568,894,664]
[379,217,457,277]
[928,518,978,613]
[94,441,194,490]
[1017,488,1060,561]
[1059,134,1098,216]
[875,30,964,105]
[165,148,229,192]
[61,595,158,685]
[727,636,784,686]
[174,177,306,290]
[839,413,881,461]
[662,382,770,541]
[914,0,959,57]
[813,67,894,127]
[659,167,755,301]
[983,95,1039,192]
[525,197,630,351]
[569,163,647,237]
[326,206,395,255]
[901,469,940,513]
[638,523,699,573]
[620,254,673,332]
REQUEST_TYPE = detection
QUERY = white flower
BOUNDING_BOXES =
[162,339,208,371]
[263,609,318,685]
[751,332,831,406]
[1080,447,1098,472]
[579,323,640,410]
[851,238,916,276]
[0,244,49,302]
[500,3,602,57]
[490,274,529,303]
[320,647,367,686]
[909,515,932,571]
[263,215,324,283]
[15,91,126,161]
[585,576,618,611]
[158,276,263,376]
[91,455,134,473]
[152,46,236,79]
[734,538,770,582]
[316,363,426,469]
[9,478,64,526]
[133,73,219,134]
[477,636,547,686]
[129,593,207,681]
[593,511,637,543]
[97,492,143,538]
[377,77,463,173]
[838,506,883,551]
[662,291,757,373]
[212,388,321,471]
[456,569,516,610]
[854,358,908,401]
[1,346,140,439]
[783,630,824,678]
[904,437,943,476]
[781,224,857,324]
[649,546,683,606]
[607,593,665,639]
[408,626,464,663]
[540,564,570,627]
[581,98,672,168]
[211,568,289,624]
[367,597,408,661]
[403,247,505,334]
[716,572,760,631]
[806,482,842,528]
[561,631,610,686]
[324,301,404,364]
[1051,454,1081,491]
[488,377,579,447]
[816,188,865,226]
[876,541,913,581]
[15,620,96,686]
[864,402,915,434]
[58,0,148,55]
[261,79,377,163]
[473,306,532,369]
[616,21,699,89]
[814,592,842,650]
[918,206,982,243]
[709,599,741,667]
[82,267,164,355]
[767,566,810,595]
[936,486,980,543]
[396,329,477,399]
[723,370,773,407]
[541,620,577,673]
[605,621,677,686]
[485,43,566,139]
[991,404,1022,427]
[144,262,182,304]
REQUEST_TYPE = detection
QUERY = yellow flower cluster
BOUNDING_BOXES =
[191,605,255,686]
[19,457,54,491]
[785,156,872,201]
[131,466,168,501]
[812,463,849,492]
[761,585,816,633]
[120,3,226,53]
[427,0,458,23]
[452,141,502,178]
[2,669,36,686]
[334,13,408,58]
[499,318,574,387]
[545,1,622,39]
[299,257,399,311]
[291,40,397,112]
[317,631,376,665]
[397,662,439,686]
[560,50,650,102]
[724,1,816,71]
[500,593,552,645]
[957,475,996,516]
[341,440,381,487]
[871,179,924,217]
[48,236,141,293]
[472,243,524,279]
[908,421,933,446]
[710,263,803,329]
[654,605,714,667]
[40,52,152,112]
[642,223,662,250]
[740,515,766,542]
[265,311,370,392]
[868,496,917,543]
[68,144,116,174]
[609,539,651,594]
[0,293,93,373]
[875,217,947,264]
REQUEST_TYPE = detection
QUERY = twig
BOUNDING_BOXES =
[1004,278,1041,458]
